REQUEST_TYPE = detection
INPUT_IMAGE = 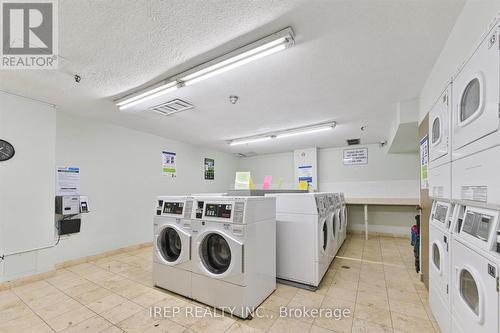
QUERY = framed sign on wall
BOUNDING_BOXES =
[343,148,368,165]
[204,158,214,180]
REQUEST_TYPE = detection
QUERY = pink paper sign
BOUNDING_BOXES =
[263,175,272,190]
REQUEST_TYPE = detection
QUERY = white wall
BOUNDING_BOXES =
[419,0,500,123]
[238,144,419,234]
[0,92,238,281]
[0,91,56,280]
[238,144,419,198]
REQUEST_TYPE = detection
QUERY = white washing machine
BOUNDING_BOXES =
[265,192,330,288]
[338,193,348,247]
[190,196,276,319]
[429,200,457,333]
[325,193,340,263]
[153,196,194,298]
[451,18,500,204]
[451,204,500,333]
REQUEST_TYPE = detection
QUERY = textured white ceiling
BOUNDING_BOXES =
[0,0,465,155]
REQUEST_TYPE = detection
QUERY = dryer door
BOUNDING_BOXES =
[197,230,243,279]
[451,239,498,333]
[429,87,451,165]
[452,27,499,155]
[156,224,191,266]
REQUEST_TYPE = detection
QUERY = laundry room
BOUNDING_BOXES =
[0,1,499,332]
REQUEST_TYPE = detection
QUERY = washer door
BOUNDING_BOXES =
[198,231,243,279]
[321,217,328,254]
[451,239,498,333]
[156,225,190,265]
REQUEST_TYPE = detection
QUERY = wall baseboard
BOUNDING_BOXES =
[348,226,411,239]
[0,241,153,291]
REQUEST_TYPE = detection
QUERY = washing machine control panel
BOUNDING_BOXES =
[205,203,232,219]
[163,202,184,215]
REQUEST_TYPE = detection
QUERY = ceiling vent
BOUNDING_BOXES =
[150,99,194,116]
[347,138,360,145]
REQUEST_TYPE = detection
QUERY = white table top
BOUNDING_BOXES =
[345,197,419,206]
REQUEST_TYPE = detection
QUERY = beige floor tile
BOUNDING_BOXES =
[260,294,290,313]
[239,308,278,331]
[25,290,71,310]
[0,311,46,333]
[325,286,357,302]
[268,317,312,333]
[142,318,186,333]
[45,306,95,332]
[356,291,390,310]
[87,293,128,314]
[309,325,335,333]
[351,318,393,333]
[0,290,20,310]
[18,322,56,333]
[354,303,392,327]
[189,313,235,333]
[288,289,325,309]
[99,325,124,333]
[387,289,422,305]
[117,307,164,332]
[272,284,298,301]
[389,299,429,320]
[130,289,170,307]
[0,300,33,323]
[225,321,265,333]
[62,315,112,333]
[114,283,151,299]
[34,298,83,320]
[391,311,435,333]
[100,300,144,325]
[63,281,101,298]
[74,287,113,305]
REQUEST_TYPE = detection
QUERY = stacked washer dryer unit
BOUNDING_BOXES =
[189,196,276,319]
[265,193,330,288]
[447,15,500,333]
[153,196,194,298]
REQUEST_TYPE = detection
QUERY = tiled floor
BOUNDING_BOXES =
[0,235,439,333]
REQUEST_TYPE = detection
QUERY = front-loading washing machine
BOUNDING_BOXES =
[429,83,453,168]
[153,196,194,298]
[451,204,500,333]
[451,17,500,205]
[337,193,347,247]
[325,193,340,263]
[265,192,330,289]
[429,200,457,333]
[190,196,276,319]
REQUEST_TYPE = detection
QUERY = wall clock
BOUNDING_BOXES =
[0,140,15,162]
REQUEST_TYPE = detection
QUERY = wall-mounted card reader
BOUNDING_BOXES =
[79,196,89,213]
[55,196,80,215]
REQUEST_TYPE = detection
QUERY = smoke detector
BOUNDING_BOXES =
[229,95,239,104]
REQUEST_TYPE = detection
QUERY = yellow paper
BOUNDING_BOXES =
[299,180,309,190]
[235,172,252,189]
[249,177,255,190]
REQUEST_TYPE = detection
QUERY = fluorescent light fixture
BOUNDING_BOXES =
[117,81,178,110]
[115,27,294,110]
[276,124,335,139]
[228,121,336,146]
[182,34,292,86]
[229,136,272,146]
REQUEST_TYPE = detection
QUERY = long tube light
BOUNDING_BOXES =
[115,28,294,110]
[229,136,273,146]
[275,124,335,139]
[228,122,336,146]
[117,81,178,110]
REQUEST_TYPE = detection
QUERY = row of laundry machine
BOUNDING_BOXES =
[427,13,500,333]
[151,192,347,318]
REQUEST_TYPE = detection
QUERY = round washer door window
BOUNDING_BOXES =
[159,227,182,262]
[332,215,337,239]
[432,117,441,144]
[460,269,479,316]
[200,233,231,274]
[322,220,328,251]
[460,78,481,122]
[432,243,441,271]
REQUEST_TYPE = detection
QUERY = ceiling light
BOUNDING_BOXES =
[275,124,336,139]
[181,34,292,86]
[114,27,294,110]
[228,121,336,146]
[229,136,273,146]
[117,81,178,110]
